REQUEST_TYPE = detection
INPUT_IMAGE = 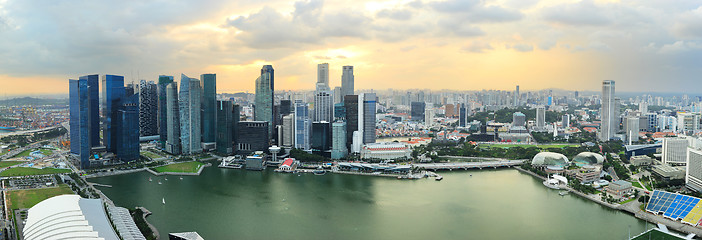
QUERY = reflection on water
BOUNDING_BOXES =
[93,167,648,240]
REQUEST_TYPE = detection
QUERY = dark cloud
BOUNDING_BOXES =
[541,1,610,26]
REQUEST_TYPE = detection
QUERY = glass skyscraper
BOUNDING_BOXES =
[158,75,174,148]
[201,73,217,144]
[331,121,347,159]
[216,100,233,155]
[255,65,274,139]
[102,75,125,152]
[179,74,202,155]
[341,66,354,97]
[69,78,96,169]
[361,93,376,144]
[116,93,140,162]
[78,74,100,148]
[165,82,181,155]
[344,95,358,151]
[294,100,310,150]
[139,80,158,137]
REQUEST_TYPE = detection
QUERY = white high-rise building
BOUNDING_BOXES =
[281,114,294,147]
[677,113,700,135]
[625,117,639,144]
[514,85,520,106]
[425,108,434,127]
[663,137,689,166]
[314,83,333,123]
[535,106,546,130]
[599,80,616,141]
[639,102,648,114]
[686,148,702,192]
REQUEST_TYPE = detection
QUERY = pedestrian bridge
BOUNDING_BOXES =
[414,160,525,171]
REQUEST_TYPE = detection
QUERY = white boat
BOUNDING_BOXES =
[165,177,168,181]
[149,177,152,182]
[158,180,162,185]
[435,176,443,181]
[162,198,165,204]
[559,191,569,196]
[179,176,183,180]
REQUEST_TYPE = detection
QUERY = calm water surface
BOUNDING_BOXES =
[93,167,649,240]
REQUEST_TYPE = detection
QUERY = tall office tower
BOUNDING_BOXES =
[215,100,233,155]
[574,91,579,99]
[138,80,158,137]
[76,75,100,149]
[678,113,700,135]
[663,137,688,166]
[236,121,269,155]
[294,100,310,150]
[317,63,329,88]
[425,108,435,126]
[255,65,275,138]
[625,117,639,144]
[333,87,343,104]
[411,102,426,122]
[686,148,702,192]
[311,122,331,151]
[341,66,354,97]
[562,114,570,128]
[102,75,125,152]
[639,102,648,114]
[179,74,202,155]
[360,93,377,144]
[165,83,181,155]
[445,104,455,117]
[536,106,546,129]
[513,112,526,127]
[201,74,217,144]
[417,91,425,102]
[599,80,616,141]
[459,104,467,127]
[514,85,520,106]
[232,104,240,153]
[157,75,174,148]
[115,94,140,162]
[281,114,294,147]
[331,121,348,159]
[279,100,292,117]
[646,113,659,132]
[314,88,333,123]
[69,77,97,169]
[344,95,359,150]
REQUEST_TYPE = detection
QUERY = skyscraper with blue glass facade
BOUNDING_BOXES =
[80,74,100,148]
[116,93,140,161]
[201,74,217,144]
[102,75,125,152]
[294,100,310,150]
[69,77,97,169]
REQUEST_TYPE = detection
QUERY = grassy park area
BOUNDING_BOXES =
[6,184,73,210]
[0,167,71,177]
[0,161,24,169]
[153,161,204,173]
[141,151,163,160]
[13,148,52,158]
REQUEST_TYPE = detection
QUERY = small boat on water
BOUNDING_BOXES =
[435,176,443,181]
[313,166,326,175]
[158,180,162,185]
[559,191,569,196]
[180,176,183,180]
[162,198,165,204]
[165,177,168,181]
[149,177,152,182]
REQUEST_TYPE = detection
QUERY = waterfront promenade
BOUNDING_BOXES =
[415,160,524,171]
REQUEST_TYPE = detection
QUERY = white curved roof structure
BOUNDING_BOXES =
[573,152,605,165]
[23,195,119,240]
[531,152,569,167]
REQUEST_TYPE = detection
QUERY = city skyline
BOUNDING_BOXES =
[1,0,701,95]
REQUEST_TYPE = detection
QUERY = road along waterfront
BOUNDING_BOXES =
[91,166,651,240]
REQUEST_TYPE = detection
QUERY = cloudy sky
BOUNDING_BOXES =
[0,0,701,95]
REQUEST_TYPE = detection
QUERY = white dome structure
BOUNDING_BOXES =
[573,152,605,165]
[23,195,119,240]
[531,152,569,167]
